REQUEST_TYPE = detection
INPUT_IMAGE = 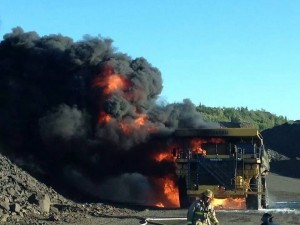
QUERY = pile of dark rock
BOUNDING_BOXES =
[0,153,137,224]
[262,122,300,159]
[267,149,290,162]
[262,123,300,179]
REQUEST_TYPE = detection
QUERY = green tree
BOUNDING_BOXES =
[196,104,290,131]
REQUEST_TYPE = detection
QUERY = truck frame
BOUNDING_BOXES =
[173,128,270,210]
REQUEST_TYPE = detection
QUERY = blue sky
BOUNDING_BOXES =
[1,0,299,120]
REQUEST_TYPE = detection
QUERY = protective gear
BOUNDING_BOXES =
[187,191,219,225]
[202,189,214,198]
[261,213,273,222]
[261,213,279,225]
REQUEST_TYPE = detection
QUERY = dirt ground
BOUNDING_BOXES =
[43,204,299,225]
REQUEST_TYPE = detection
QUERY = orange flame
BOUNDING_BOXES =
[119,121,131,134]
[94,74,127,95]
[152,176,180,208]
[210,138,225,144]
[154,152,172,162]
[93,65,129,95]
[212,198,246,210]
[106,75,125,94]
[191,138,225,148]
[163,177,179,207]
[155,202,164,208]
[191,139,207,154]
[118,114,158,135]
[190,138,225,154]
[98,112,111,124]
[135,114,147,126]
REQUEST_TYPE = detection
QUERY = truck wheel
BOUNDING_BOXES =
[246,176,262,210]
[261,188,269,208]
[246,193,261,209]
[178,178,189,208]
[261,182,269,209]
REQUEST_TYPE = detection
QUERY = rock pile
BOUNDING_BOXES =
[0,153,137,224]
[267,149,290,161]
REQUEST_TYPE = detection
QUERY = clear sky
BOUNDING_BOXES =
[1,0,299,120]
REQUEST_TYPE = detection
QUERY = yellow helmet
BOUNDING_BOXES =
[202,189,214,198]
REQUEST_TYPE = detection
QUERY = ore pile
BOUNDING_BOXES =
[267,149,290,162]
[262,122,300,159]
[0,153,137,224]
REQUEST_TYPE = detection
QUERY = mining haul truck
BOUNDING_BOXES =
[173,128,270,210]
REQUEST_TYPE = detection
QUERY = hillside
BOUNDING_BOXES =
[196,105,289,131]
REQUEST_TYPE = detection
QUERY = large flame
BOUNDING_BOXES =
[212,197,246,210]
[93,67,158,134]
[154,176,180,208]
[93,66,233,209]
[163,177,180,207]
[152,149,179,208]
[92,66,178,208]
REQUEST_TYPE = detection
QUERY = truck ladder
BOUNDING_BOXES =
[197,158,235,189]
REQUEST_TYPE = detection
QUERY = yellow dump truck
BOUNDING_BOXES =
[173,128,270,210]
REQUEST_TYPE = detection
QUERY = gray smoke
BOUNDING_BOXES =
[39,104,89,141]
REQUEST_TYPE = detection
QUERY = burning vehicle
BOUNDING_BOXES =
[172,128,270,210]
[0,28,271,211]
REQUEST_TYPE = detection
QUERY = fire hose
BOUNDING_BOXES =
[139,217,186,225]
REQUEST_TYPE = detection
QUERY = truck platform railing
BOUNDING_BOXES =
[187,157,235,190]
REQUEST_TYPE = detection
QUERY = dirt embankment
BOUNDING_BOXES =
[0,153,139,224]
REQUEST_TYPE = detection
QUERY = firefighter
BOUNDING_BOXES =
[187,189,219,225]
[261,213,279,225]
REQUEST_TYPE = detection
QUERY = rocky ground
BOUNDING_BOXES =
[1,152,300,225]
[0,153,139,224]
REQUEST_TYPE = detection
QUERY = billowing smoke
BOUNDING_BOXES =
[39,104,89,141]
[0,27,218,206]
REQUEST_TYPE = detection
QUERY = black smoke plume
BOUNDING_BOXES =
[0,27,218,206]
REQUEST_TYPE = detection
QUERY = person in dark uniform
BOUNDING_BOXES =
[261,213,279,225]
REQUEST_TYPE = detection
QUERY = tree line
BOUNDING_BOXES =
[196,104,289,131]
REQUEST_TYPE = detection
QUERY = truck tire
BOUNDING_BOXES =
[261,177,269,208]
[246,176,262,210]
[262,187,269,208]
[178,177,189,208]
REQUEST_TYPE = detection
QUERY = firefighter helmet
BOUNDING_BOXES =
[261,213,273,222]
[202,189,214,198]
